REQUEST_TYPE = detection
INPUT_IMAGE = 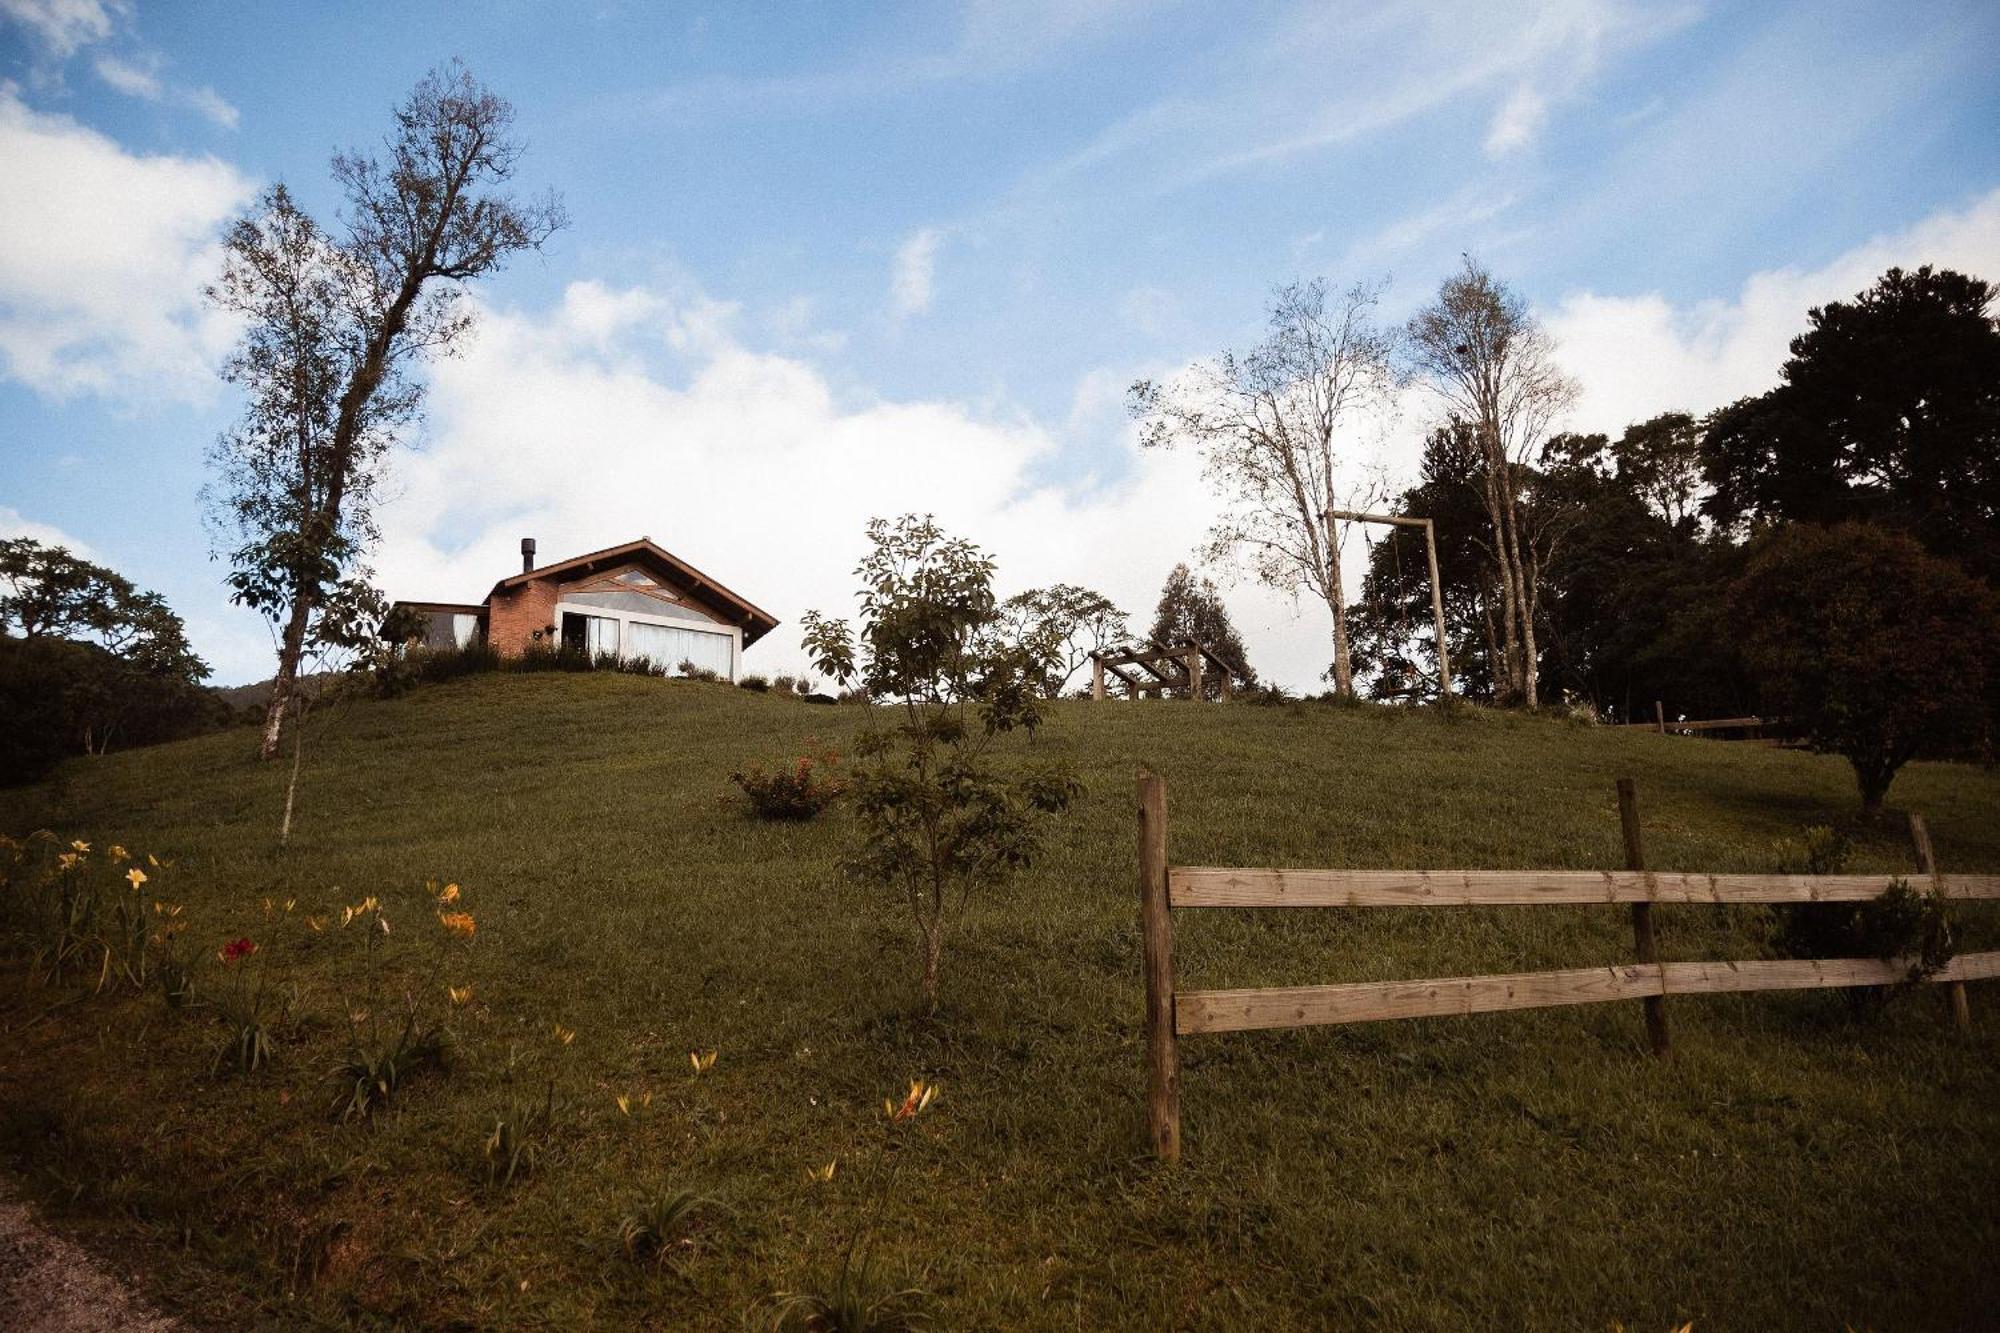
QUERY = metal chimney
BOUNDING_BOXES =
[521,537,537,574]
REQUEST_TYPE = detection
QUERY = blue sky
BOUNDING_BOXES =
[3,0,1998,688]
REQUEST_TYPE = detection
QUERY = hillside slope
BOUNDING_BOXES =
[2,675,1997,1329]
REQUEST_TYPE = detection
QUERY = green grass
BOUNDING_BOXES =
[3,674,1998,1330]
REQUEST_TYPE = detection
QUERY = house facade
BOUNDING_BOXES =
[393,537,778,682]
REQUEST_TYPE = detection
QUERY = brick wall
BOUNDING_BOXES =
[486,578,559,656]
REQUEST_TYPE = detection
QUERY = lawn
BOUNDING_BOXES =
[2,673,1997,1330]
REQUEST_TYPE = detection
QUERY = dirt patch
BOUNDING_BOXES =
[0,1181,182,1332]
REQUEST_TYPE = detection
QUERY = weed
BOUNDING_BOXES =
[618,1188,726,1266]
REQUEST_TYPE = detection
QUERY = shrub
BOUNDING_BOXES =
[677,659,723,683]
[730,744,846,820]
[1766,826,1956,1009]
[739,674,771,692]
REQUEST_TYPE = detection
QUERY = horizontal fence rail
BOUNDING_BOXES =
[1176,954,2000,1036]
[1135,769,1989,1162]
[1169,867,2000,909]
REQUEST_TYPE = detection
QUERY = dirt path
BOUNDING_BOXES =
[0,1181,183,1332]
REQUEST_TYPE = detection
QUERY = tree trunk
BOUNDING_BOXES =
[280,705,304,846]
[260,591,314,759]
[1327,533,1353,697]
[920,923,942,1013]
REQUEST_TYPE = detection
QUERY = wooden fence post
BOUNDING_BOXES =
[1186,648,1204,702]
[1617,778,1671,1058]
[1909,812,1969,1030]
[1654,701,1667,735]
[1137,769,1181,1161]
[1091,656,1106,701]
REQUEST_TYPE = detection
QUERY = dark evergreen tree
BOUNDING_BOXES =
[1148,564,1256,698]
[1701,265,2000,580]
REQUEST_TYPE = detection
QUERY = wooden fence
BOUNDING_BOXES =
[1136,771,2000,1162]
[1616,701,1781,740]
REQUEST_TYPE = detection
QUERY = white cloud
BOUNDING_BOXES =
[0,87,254,399]
[0,504,95,557]
[91,51,240,128]
[1483,85,1547,156]
[90,51,158,97]
[0,0,123,57]
[890,227,945,317]
[1546,186,2000,435]
[370,279,1365,692]
[183,85,239,130]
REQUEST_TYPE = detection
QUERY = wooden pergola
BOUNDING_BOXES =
[1090,642,1244,701]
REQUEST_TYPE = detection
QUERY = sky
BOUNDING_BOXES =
[2,0,1998,690]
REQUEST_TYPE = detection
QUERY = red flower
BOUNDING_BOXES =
[219,937,258,964]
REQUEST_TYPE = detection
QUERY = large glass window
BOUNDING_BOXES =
[627,619,733,676]
[584,615,620,657]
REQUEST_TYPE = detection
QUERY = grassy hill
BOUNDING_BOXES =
[2,674,1997,1329]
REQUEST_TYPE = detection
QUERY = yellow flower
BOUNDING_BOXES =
[436,882,461,904]
[109,844,128,861]
[57,852,78,871]
[885,1079,939,1123]
[615,1094,632,1116]
[283,898,295,913]
[305,916,324,933]
[126,867,147,889]
[689,1049,717,1075]
[805,1160,838,1184]
[70,840,89,854]
[447,984,473,1006]
[437,911,477,939]
[147,854,160,868]
[554,1024,576,1046]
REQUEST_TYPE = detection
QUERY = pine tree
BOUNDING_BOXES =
[1148,564,1256,698]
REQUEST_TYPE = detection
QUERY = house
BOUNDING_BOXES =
[393,537,778,682]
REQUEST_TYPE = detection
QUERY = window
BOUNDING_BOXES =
[627,619,732,676]
[584,615,620,657]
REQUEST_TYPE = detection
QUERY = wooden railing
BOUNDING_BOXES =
[1135,771,1999,1162]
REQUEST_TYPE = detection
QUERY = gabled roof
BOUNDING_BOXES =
[493,537,779,646]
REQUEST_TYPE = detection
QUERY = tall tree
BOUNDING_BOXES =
[1,537,207,679]
[993,584,1129,696]
[206,63,565,759]
[1405,258,1579,708]
[1148,563,1255,698]
[1611,411,1706,533]
[1701,266,2000,581]
[1130,278,1392,696]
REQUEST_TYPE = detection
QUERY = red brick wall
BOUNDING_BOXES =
[486,578,559,656]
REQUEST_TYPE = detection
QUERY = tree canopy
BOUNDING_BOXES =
[1701,265,2000,580]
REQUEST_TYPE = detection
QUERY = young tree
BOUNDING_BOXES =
[1130,278,1392,696]
[801,516,1078,1011]
[206,63,565,760]
[1728,522,1999,817]
[992,584,1129,696]
[1148,563,1255,698]
[1701,266,2000,580]
[1405,259,1580,707]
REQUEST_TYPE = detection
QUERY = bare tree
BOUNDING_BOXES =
[1129,279,1392,696]
[206,62,565,759]
[1405,259,1578,708]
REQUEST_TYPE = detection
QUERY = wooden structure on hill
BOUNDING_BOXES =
[1090,642,1243,701]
